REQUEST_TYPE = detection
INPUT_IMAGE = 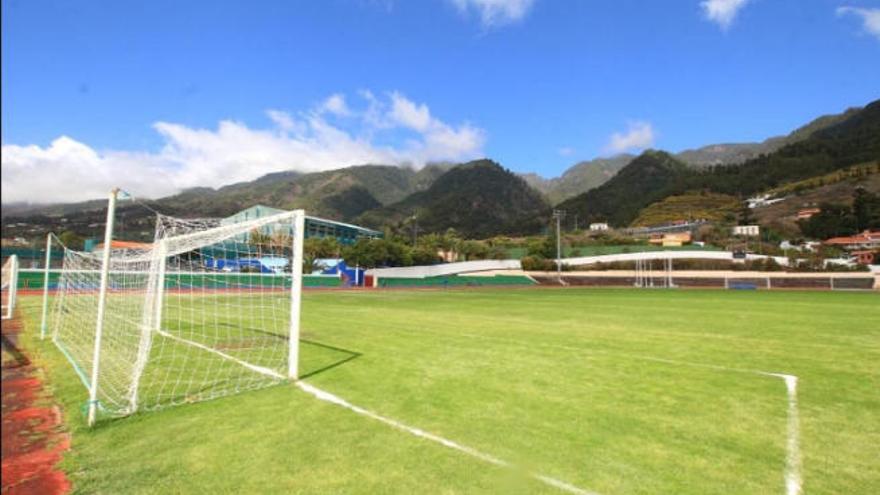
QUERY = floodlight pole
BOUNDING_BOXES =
[553,210,565,283]
[88,188,119,427]
[40,234,53,339]
[288,210,305,379]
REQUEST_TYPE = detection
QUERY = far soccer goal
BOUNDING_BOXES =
[48,190,305,425]
[1,254,20,320]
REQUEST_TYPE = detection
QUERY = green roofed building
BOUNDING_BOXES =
[220,205,382,245]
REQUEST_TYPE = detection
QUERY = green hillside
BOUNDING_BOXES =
[631,192,740,227]
[558,99,880,227]
[674,105,862,167]
[0,164,452,242]
[556,150,691,226]
[357,159,551,238]
[522,154,634,203]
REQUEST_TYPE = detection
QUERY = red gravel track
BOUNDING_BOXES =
[1,310,71,495]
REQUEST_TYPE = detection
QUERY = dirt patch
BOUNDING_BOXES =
[1,314,71,495]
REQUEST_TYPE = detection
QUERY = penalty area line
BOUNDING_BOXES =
[405,329,804,495]
[296,381,598,495]
[767,374,802,495]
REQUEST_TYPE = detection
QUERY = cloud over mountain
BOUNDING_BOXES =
[604,121,656,154]
[1,92,485,203]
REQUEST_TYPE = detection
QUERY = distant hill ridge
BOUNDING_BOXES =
[557,98,880,227]
[357,159,551,238]
[2,99,877,241]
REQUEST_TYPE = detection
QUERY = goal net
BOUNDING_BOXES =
[50,209,305,420]
[1,255,19,320]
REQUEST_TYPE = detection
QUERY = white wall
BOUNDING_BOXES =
[366,260,521,278]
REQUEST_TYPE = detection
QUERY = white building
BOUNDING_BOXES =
[589,222,609,231]
[747,194,786,209]
[732,225,760,236]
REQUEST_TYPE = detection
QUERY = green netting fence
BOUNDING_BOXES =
[16,269,341,290]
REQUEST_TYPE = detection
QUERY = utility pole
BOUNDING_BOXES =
[552,210,566,283]
[411,213,418,247]
[573,213,578,232]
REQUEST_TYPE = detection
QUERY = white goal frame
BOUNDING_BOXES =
[2,254,20,320]
[45,188,306,426]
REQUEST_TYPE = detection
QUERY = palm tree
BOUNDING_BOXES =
[270,232,292,255]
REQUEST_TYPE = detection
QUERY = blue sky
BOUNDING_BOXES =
[2,0,879,203]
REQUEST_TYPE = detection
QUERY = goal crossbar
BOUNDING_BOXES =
[48,197,305,425]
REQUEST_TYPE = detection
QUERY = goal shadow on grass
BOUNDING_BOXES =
[214,322,362,379]
[298,338,361,380]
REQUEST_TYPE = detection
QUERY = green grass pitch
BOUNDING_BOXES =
[11,288,880,494]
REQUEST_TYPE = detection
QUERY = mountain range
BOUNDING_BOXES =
[558,99,880,227]
[2,99,877,240]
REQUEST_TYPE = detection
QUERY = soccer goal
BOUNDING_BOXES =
[1,254,20,320]
[48,190,305,425]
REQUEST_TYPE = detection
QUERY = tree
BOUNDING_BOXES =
[411,246,442,265]
[58,230,84,250]
[341,238,413,269]
[852,187,880,232]
[737,202,756,226]
[799,188,880,240]
[249,228,272,246]
[458,240,489,261]
[798,203,854,239]
[487,245,509,260]
[526,235,555,259]
[269,232,292,255]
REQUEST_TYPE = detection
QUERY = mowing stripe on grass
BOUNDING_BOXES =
[296,381,598,495]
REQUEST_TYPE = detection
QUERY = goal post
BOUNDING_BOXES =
[288,210,305,379]
[88,188,119,426]
[49,190,306,425]
[1,254,20,320]
[40,233,58,339]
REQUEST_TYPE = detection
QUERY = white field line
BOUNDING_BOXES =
[152,327,595,493]
[296,381,598,495]
[771,374,802,495]
[157,321,801,494]
[416,329,803,495]
[155,329,285,379]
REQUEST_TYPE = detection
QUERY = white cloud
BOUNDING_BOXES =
[604,121,656,154]
[266,109,304,134]
[319,93,351,116]
[450,0,535,28]
[0,92,486,203]
[388,92,432,131]
[837,6,880,41]
[558,147,575,157]
[700,0,750,30]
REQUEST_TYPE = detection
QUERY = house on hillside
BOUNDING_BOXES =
[823,230,880,251]
[589,222,609,231]
[850,250,876,265]
[747,194,786,209]
[796,208,821,220]
[93,240,154,253]
[732,225,760,236]
[649,232,691,247]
